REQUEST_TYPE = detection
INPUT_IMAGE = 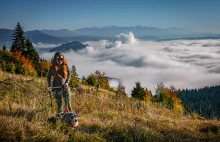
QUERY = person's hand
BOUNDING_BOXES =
[64,83,69,88]
[48,87,51,91]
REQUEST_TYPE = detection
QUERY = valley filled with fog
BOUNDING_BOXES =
[40,32,220,94]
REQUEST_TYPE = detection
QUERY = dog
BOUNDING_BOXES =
[48,112,79,128]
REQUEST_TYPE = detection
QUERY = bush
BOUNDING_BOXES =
[0,50,37,76]
[86,74,98,86]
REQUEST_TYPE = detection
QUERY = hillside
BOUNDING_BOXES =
[0,70,220,142]
[49,41,89,52]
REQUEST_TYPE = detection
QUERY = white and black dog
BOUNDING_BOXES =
[48,112,79,128]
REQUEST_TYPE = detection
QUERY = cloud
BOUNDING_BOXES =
[78,46,96,54]
[108,79,121,89]
[40,33,220,95]
[105,32,137,48]
[32,42,61,48]
[115,31,137,44]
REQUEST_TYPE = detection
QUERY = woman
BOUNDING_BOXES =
[47,52,72,113]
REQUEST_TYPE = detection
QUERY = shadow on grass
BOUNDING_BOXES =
[0,108,44,121]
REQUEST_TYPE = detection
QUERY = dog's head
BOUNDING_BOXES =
[62,112,78,128]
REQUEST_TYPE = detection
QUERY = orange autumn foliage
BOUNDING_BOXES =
[11,51,37,76]
[145,88,152,103]
[38,60,52,77]
[165,86,184,113]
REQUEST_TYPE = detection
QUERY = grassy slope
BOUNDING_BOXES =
[0,71,220,142]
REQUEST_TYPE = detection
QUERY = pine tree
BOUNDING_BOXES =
[25,38,40,67]
[10,22,26,53]
[2,45,6,50]
[131,81,146,100]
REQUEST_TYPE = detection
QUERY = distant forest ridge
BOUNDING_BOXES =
[178,85,220,119]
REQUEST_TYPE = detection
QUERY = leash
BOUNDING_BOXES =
[48,86,63,109]
[51,86,67,96]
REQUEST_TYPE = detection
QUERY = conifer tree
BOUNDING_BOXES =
[10,22,26,53]
[131,81,146,100]
[2,45,6,50]
[25,38,39,67]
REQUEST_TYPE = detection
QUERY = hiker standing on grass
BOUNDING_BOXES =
[47,52,72,113]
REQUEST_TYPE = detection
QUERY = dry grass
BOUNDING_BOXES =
[0,70,220,142]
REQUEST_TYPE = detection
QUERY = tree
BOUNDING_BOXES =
[10,22,26,54]
[37,60,51,77]
[116,82,127,97]
[94,70,110,90]
[131,81,146,100]
[86,74,98,86]
[168,86,184,113]
[69,65,79,87]
[25,38,40,68]
[145,88,152,103]
[2,45,6,50]
[154,83,184,113]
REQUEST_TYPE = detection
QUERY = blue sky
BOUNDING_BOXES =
[0,0,220,33]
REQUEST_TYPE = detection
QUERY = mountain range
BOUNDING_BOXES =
[73,26,200,38]
[0,29,111,48]
[1,26,220,48]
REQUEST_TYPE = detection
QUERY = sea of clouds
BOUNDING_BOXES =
[40,32,220,95]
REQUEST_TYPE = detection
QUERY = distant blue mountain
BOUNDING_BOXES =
[73,26,161,37]
[0,29,112,47]
[25,30,66,44]
[49,41,88,52]
[41,29,78,37]
[61,35,112,42]
[0,29,67,46]
[137,35,160,41]
[159,34,220,41]
[73,26,207,39]
[0,29,14,46]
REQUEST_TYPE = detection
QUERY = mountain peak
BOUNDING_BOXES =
[49,41,88,52]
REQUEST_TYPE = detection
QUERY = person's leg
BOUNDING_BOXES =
[63,88,72,112]
[54,90,62,113]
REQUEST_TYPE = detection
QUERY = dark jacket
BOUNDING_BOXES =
[47,66,71,88]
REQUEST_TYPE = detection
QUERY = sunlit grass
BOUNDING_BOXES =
[0,70,220,141]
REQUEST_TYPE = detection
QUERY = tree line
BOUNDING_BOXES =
[131,82,184,113]
[178,86,220,119]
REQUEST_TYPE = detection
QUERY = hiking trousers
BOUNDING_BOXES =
[53,88,72,113]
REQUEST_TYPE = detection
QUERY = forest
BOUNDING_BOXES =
[178,86,220,119]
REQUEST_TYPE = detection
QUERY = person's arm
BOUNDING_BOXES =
[65,66,71,83]
[47,66,52,88]
[64,66,71,88]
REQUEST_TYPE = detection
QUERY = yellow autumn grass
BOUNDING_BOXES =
[0,70,220,142]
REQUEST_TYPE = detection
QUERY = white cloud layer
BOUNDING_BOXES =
[40,32,220,95]
[33,42,61,48]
